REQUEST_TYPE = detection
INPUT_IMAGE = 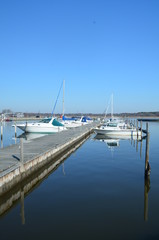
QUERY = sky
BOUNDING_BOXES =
[0,0,159,114]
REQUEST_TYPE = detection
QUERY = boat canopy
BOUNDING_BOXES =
[81,116,92,122]
[107,123,118,127]
[39,118,52,123]
[62,115,77,121]
[52,119,64,126]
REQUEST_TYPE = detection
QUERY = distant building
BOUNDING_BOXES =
[16,112,24,118]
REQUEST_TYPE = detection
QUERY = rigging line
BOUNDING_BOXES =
[51,81,63,116]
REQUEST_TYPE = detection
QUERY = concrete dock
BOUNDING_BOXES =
[0,122,98,196]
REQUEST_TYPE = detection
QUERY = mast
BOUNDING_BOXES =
[62,79,65,116]
[111,93,113,119]
[51,81,63,116]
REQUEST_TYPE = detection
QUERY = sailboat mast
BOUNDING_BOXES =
[111,93,113,119]
[62,79,65,116]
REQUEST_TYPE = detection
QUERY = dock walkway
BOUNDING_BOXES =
[0,122,98,195]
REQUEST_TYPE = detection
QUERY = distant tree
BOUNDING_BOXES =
[2,109,12,114]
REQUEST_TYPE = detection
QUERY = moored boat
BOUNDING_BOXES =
[94,120,142,136]
[14,117,67,133]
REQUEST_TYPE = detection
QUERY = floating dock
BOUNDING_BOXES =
[0,122,99,196]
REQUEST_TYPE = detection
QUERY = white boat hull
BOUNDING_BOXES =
[16,123,66,133]
[94,128,142,136]
[61,121,82,128]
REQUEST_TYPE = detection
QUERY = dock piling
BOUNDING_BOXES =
[1,122,3,141]
[146,122,149,134]
[144,131,150,221]
[20,138,24,165]
[140,121,142,138]
[15,122,17,138]
[145,132,150,177]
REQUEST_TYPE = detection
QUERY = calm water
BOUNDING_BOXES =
[0,121,159,240]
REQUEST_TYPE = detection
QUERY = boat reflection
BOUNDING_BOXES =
[18,132,49,141]
[94,134,145,150]
[94,132,151,222]
[94,134,120,149]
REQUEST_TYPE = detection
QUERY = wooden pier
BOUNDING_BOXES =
[0,122,99,196]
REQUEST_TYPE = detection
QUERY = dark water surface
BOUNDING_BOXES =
[0,122,159,240]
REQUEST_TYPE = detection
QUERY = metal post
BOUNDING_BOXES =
[144,127,150,221]
[140,121,142,138]
[15,122,17,138]
[145,133,150,177]
[1,122,3,141]
[146,122,149,135]
[137,120,138,138]
[20,138,24,165]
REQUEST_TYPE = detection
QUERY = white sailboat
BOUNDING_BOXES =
[14,82,67,133]
[60,80,84,128]
[94,94,143,136]
[94,120,142,136]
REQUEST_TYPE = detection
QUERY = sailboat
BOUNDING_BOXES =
[14,82,67,133]
[60,80,84,128]
[60,80,93,127]
[94,94,143,136]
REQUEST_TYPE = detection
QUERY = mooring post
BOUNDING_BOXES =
[145,131,150,177]
[144,126,150,221]
[140,121,142,138]
[137,120,138,138]
[1,122,3,141]
[15,123,16,138]
[20,138,24,165]
[146,122,149,135]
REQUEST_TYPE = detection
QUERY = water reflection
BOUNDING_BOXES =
[0,153,66,224]
[17,132,49,141]
[144,132,151,221]
[94,134,145,151]
[94,133,151,222]
[94,134,120,149]
[0,128,152,230]
[144,175,150,221]
[20,188,25,225]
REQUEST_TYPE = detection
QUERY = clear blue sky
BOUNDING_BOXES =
[0,0,159,114]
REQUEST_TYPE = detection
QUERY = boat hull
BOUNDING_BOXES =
[16,124,66,133]
[61,121,82,128]
[94,128,142,136]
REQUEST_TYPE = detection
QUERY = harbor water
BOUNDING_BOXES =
[0,121,159,239]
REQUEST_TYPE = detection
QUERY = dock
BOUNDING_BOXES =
[0,122,99,196]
